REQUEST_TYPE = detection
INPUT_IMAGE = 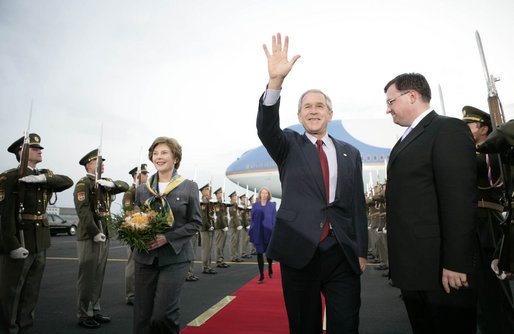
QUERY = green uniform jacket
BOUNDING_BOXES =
[476,151,503,249]
[372,190,387,230]
[200,195,215,231]
[73,174,128,241]
[0,168,73,253]
[228,200,241,228]
[214,199,228,229]
[240,203,249,228]
[122,184,136,210]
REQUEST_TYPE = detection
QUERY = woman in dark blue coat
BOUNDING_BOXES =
[249,187,276,283]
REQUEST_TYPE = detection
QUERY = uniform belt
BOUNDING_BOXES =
[478,200,504,212]
[99,212,111,217]
[21,213,47,220]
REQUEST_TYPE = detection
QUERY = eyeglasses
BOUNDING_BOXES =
[386,91,411,107]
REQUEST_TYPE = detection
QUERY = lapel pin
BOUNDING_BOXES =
[343,153,348,157]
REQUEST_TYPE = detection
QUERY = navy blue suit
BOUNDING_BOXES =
[257,94,367,333]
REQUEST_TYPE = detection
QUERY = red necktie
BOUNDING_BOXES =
[316,139,330,241]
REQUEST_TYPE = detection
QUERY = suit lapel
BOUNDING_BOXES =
[300,134,326,199]
[388,111,437,172]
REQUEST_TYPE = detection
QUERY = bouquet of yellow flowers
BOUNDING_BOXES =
[110,207,170,253]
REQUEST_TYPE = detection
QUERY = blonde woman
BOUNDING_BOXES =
[248,187,276,283]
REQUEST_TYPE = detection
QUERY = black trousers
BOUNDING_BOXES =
[401,288,477,334]
[280,235,361,334]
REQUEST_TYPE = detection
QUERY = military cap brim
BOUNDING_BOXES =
[214,187,223,194]
[199,184,210,191]
[128,164,149,175]
[7,133,44,154]
[79,149,106,166]
[462,106,491,126]
[229,191,237,197]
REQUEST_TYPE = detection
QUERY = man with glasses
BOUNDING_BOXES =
[385,73,478,333]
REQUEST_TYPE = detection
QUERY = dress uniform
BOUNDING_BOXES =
[213,188,230,268]
[122,164,149,305]
[462,106,514,333]
[239,194,251,259]
[199,184,216,274]
[373,185,389,270]
[74,149,128,329]
[248,195,257,255]
[228,191,243,262]
[0,133,73,334]
[367,185,381,261]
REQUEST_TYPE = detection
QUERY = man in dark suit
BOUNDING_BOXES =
[384,73,478,333]
[257,33,368,334]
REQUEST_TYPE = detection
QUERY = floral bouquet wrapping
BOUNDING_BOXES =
[110,207,170,253]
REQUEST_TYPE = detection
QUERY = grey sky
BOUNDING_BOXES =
[1,0,513,209]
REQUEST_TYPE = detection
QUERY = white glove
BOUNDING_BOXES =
[10,247,29,259]
[19,175,46,183]
[223,227,228,232]
[246,226,250,230]
[491,259,508,280]
[209,226,214,231]
[96,179,115,189]
[236,226,243,230]
[94,233,106,243]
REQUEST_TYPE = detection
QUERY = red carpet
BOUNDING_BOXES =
[182,264,290,333]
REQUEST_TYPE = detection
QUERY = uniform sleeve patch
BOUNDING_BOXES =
[77,192,85,201]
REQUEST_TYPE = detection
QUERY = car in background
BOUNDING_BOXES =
[48,213,77,236]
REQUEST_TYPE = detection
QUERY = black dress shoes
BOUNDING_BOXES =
[93,314,111,323]
[202,268,217,274]
[217,263,230,268]
[186,275,199,281]
[78,318,100,328]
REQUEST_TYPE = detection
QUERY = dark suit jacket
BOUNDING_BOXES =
[386,111,478,291]
[134,179,202,267]
[257,96,368,274]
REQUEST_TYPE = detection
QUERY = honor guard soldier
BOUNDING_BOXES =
[228,191,243,262]
[213,187,230,268]
[74,149,128,329]
[373,184,388,271]
[122,164,149,305]
[239,194,251,259]
[462,106,514,333]
[199,184,216,274]
[0,133,73,333]
[248,194,257,255]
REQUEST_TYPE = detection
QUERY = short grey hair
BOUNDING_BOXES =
[297,89,333,114]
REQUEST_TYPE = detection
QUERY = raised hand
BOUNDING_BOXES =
[263,33,301,90]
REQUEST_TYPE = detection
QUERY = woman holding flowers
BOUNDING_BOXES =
[133,136,201,334]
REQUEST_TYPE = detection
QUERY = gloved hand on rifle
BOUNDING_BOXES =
[96,179,115,189]
[10,247,29,259]
[222,227,228,232]
[94,233,106,243]
[236,225,243,230]
[19,174,46,183]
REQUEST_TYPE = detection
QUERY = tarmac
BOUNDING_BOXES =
[31,234,416,333]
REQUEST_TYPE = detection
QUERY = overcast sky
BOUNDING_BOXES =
[1,0,513,209]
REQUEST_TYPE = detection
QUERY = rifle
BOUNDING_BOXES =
[207,179,214,229]
[16,104,33,249]
[476,31,512,274]
[94,125,104,234]
[135,146,143,188]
